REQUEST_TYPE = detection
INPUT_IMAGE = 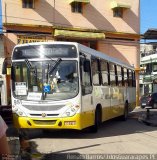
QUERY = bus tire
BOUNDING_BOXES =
[18,129,30,152]
[19,129,29,140]
[90,106,102,133]
[122,102,129,121]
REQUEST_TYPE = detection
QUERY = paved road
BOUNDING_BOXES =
[20,110,157,155]
[6,108,157,160]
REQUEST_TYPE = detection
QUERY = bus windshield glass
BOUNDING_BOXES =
[12,44,77,60]
[12,60,79,101]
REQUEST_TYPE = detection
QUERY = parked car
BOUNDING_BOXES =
[140,93,157,109]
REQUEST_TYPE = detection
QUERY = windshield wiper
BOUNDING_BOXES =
[25,59,32,69]
[48,58,62,75]
[25,59,37,76]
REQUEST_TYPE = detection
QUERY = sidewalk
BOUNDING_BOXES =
[132,107,157,127]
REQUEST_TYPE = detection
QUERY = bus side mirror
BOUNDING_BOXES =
[2,61,7,74]
[11,66,15,81]
[83,60,90,72]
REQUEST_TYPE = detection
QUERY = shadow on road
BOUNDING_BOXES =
[6,109,157,159]
[25,110,157,140]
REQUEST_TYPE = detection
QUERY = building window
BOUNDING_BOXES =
[71,2,82,13]
[113,8,123,18]
[89,41,97,50]
[22,0,34,9]
[153,63,157,72]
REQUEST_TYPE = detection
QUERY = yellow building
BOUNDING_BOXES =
[2,0,140,105]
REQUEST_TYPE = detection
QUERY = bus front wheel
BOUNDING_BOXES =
[18,129,30,152]
[90,107,101,133]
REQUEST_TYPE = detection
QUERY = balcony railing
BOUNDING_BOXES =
[141,50,157,58]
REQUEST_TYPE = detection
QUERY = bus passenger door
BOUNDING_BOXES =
[80,56,93,128]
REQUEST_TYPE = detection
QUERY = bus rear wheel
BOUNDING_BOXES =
[122,102,129,121]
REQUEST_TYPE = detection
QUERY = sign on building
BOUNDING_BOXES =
[17,35,48,44]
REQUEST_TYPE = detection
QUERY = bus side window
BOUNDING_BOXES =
[109,63,116,86]
[117,65,122,86]
[114,65,117,86]
[80,57,92,95]
[132,71,136,87]
[124,68,128,86]
[107,62,110,85]
[121,67,124,86]
[91,57,100,85]
[128,70,133,87]
[134,71,136,87]
[100,60,109,86]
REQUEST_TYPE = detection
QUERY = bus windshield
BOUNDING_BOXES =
[12,60,79,101]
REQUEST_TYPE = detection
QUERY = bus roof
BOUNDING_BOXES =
[13,41,134,70]
[78,43,134,70]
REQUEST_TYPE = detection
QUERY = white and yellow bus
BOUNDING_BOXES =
[8,42,136,132]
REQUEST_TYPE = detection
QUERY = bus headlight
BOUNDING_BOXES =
[17,111,23,116]
[12,105,26,116]
[16,110,26,116]
[62,105,80,117]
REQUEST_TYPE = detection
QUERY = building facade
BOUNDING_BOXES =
[2,0,140,104]
[140,43,157,95]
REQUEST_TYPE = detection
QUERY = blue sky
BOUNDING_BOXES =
[140,0,157,34]
[0,0,156,34]
[0,0,1,32]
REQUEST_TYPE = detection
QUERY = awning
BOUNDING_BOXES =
[143,29,157,40]
[68,0,90,4]
[54,29,105,40]
[111,1,131,9]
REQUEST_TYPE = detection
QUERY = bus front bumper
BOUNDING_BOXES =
[13,112,94,130]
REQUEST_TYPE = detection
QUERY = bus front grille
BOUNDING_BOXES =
[30,114,59,117]
[33,120,57,125]
[23,105,64,111]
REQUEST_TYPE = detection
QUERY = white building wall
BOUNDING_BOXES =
[0,37,7,105]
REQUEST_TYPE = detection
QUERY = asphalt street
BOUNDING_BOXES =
[6,107,157,159]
